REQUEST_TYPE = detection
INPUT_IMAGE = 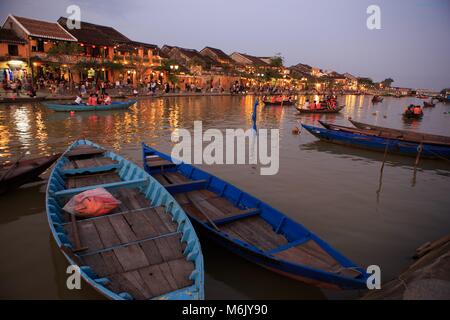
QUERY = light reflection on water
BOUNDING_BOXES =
[0,95,449,299]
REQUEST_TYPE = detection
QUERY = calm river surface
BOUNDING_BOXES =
[0,95,449,299]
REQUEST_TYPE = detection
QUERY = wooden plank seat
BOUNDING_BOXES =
[155,171,288,252]
[65,171,122,189]
[145,156,176,169]
[62,190,195,299]
[64,145,106,159]
[272,240,361,278]
[63,156,118,170]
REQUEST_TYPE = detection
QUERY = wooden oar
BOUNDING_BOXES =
[162,173,220,232]
[70,213,88,253]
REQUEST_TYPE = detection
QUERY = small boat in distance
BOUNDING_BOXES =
[296,105,344,114]
[142,143,369,290]
[371,96,383,103]
[303,121,450,159]
[423,101,435,108]
[349,119,450,144]
[0,154,60,194]
[46,140,204,300]
[262,96,295,106]
[43,100,137,112]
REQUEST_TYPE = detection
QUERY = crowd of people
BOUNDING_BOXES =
[403,104,423,117]
[303,95,337,110]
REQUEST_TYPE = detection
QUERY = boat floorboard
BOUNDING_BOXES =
[273,240,360,278]
[63,156,117,170]
[59,147,194,299]
[155,170,355,277]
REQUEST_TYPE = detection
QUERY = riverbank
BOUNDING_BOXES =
[0,89,379,104]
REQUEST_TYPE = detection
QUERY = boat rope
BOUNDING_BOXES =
[422,146,450,162]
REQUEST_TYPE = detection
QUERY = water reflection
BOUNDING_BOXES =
[0,95,449,299]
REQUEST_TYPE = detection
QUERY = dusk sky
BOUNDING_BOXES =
[1,0,449,90]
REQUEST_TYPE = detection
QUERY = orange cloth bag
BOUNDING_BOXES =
[63,187,121,218]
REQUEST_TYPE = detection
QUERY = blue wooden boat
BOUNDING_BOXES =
[46,140,204,300]
[44,100,137,112]
[142,143,368,289]
[302,122,450,159]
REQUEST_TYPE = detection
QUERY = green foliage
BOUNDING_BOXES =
[269,56,284,67]
[381,78,394,87]
[357,77,374,85]
[46,42,82,56]
[264,68,282,80]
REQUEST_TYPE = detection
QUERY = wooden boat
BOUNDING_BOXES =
[142,143,368,289]
[303,122,450,159]
[403,111,423,119]
[46,140,204,300]
[349,120,450,145]
[371,96,383,103]
[296,105,344,114]
[43,100,137,112]
[0,154,60,194]
[263,100,295,106]
[0,96,47,104]
[423,101,435,108]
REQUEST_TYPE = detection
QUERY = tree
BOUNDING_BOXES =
[357,77,374,86]
[46,42,83,88]
[269,56,284,67]
[381,78,394,87]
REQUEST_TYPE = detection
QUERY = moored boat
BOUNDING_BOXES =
[0,154,60,194]
[296,105,344,114]
[302,122,450,159]
[43,100,137,112]
[372,96,383,103]
[46,140,204,300]
[142,143,369,289]
[423,101,435,108]
[349,120,450,145]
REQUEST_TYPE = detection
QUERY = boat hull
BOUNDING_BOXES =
[263,101,295,106]
[302,124,450,159]
[0,154,60,194]
[44,100,137,112]
[297,105,344,114]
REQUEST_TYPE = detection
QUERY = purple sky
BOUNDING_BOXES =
[1,0,449,91]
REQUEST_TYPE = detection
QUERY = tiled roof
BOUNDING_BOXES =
[174,47,220,66]
[57,17,129,46]
[0,28,26,44]
[12,15,76,41]
[234,52,268,66]
[201,46,233,63]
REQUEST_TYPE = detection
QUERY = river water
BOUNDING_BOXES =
[0,95,449,299]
